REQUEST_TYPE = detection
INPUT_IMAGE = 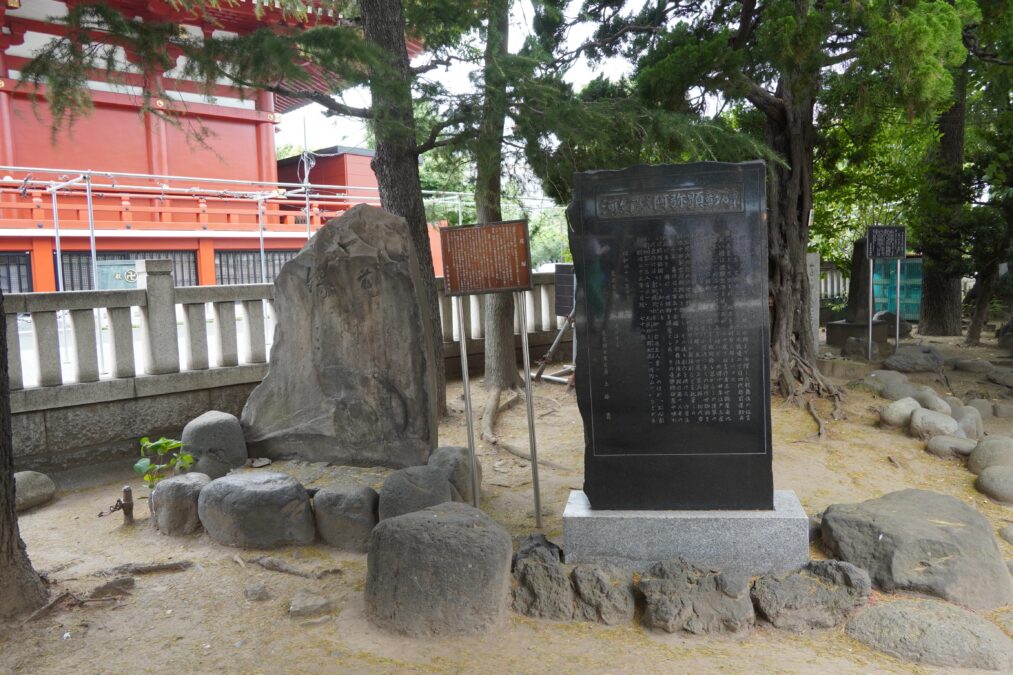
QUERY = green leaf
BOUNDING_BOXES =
[133,457,151,475]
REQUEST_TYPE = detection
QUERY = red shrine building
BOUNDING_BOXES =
[0,0,409,292]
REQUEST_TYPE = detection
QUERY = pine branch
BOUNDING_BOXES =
[736,74,785,121]
[265,83,373,118]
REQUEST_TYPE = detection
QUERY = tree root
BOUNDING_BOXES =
[480,386,523,442]
[775,341,846,422]
[806,399,827,440]
[100,561,193,577]
[246,556,343,580]
[491,438,569,470]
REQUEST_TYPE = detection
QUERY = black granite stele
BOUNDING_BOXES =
[567,161,773,510]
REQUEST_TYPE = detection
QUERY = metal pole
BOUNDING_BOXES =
[454,295,480,508]
[257,199,267,283]
[85,173,98,290]
[868,258,874,361]
[456,194,463,227]
[516,291,543,529]
[303,119,312,240]
[50,189,65,291]
[895,258,901,354]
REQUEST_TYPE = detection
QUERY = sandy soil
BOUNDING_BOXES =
[2,334,1013,674]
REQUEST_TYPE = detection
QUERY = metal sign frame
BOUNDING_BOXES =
[866,226,907,360]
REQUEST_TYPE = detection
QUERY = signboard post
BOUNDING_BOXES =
[439,220,543,528]
[866,226,907,359]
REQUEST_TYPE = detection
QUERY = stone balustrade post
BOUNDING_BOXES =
[136,259,180,375]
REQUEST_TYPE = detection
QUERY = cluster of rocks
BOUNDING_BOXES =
[861,370,1013,504]
[151,421,479,553]
[510,537,871,636]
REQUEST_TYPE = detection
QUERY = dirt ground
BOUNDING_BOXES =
[3,333,1013,674]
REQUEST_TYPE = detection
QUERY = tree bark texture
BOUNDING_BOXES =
[0,290,47,620]
[919,65,968,335]
[966,264,999,345]
[763,77,837,401]
[360,0,446,414]
[476,0,522,393]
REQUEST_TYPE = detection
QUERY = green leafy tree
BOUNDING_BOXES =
[522,1,967,402]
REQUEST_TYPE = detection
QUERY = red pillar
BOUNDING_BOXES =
[197,238,216,286]
[31,237,56,292]
[255,91,278,184]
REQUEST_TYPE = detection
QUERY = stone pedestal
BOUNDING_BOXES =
[826,319,890,349]
[562,490,808,575]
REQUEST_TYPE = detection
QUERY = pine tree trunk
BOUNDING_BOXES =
[764,80,837,401]
[919,65,968,336]
[966,265,998,345]
[360,0,446,414]
[476,0,521,394]
[0,291,47,620]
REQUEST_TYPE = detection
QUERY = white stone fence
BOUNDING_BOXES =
[5,261,568,471]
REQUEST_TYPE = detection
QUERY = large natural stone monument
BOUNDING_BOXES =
[562,162,807,574]
[242,205,438,467]
[826,238,889,349]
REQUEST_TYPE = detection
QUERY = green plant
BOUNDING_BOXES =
[133,436,193,488]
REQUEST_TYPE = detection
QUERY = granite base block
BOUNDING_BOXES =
[562,489,808,575]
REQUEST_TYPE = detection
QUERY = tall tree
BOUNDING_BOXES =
[523,1,965,402]
[0,291,47,620]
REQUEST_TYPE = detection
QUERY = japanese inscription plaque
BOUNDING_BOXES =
[567,162,773,510]
[440,220,532,296]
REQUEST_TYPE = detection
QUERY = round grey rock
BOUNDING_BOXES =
[149,472,211,535]
[571,565,635,626]
[995,402,1013,418]
[843,336,879,360]
[638,558,754,635]
[365,502,512,636]
[751,560,870,632]
[822,489,1013,610]
[377,465,454,521]
[14,471,56,512]
[943,395,964,416]
[182,411,248,479]
[953,406,985,440]
[197,472,315,548]
[845,599,1013,670]
[912,390,950,415]
[967,398,994,418]
[860,370,908,394]
[988,368,1013,388]
[313,484,378,552]
[880,380,920,401]
[976,466,1013,504]
[954,359,994,374]
[1001,525,1013,545]
[968,438,1013,475]
[884,345,944,373]
[925,435,977,459]
[428,445,482,504]
[909,408,959,440]
[880,397,920,428]
[873,311,912,338]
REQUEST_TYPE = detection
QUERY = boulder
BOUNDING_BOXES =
[377,465,454,521]
[1001,525,1013,545]
[976,466,1013,504]
[638,558,754,635]
[953,405,984,440]
[943,395,964,415]
[513,534,563,568]
[911,390,950,415]
[872,311,912,338]
[879,397,920,428]
[428,445,482,504]
[988,368,1013,388]
[242,205,438,467]
[181,411,247,479]
[925,435,977,459]
[512,556,575,620]
[845,600,1013,671]
[365,502,512,636]
[314,484,379,552]
[908,409,958,440]
[149,472,211,535]
[751,560,870,632]
[842,336,878,360]
[995,402,1013,418]
[244,583,270,601]
[571,565,635,626]
[883,345,944,373]
[879,380,920,401]
[967,398,994,418]
[821,489,1013,609]
[197,472,315,548]
[953,359,993,374]
[968,437,1013,475]
[859,370,908,394]
[13,471,56,512]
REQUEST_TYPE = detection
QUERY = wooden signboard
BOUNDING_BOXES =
[867,226,906,259]
[440,220,533,296]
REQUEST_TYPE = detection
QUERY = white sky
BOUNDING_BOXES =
[275,1,634,155]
